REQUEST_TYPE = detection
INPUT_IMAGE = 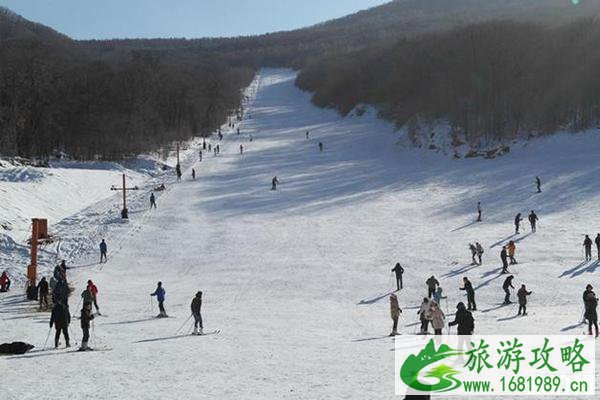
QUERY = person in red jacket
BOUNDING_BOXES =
[87,280,101,315]
[0,271,10,292]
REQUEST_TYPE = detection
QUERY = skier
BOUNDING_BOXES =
[502,275,515,304]
[216,144,220,154]
[428,301,445,335]
[191,291,203,335]
[425,276,439,299]
[199,150,202,162]
[78,302,95,351]
[318,142,323,152]
[433,286,443,305]
[150,192,157,209]
[100,239,108,263]
[0,271,10,292]
[507,240,517,265]
[306,131,309,139]
[87,280,100,315]
[214,147,217,156]
[389,293,401,336]
[536,176,542,193]
[500,246,509,274]
[583,284,599,337]
[391,262,404,291]
[192,169,196,180]
[271,176,279,191]
[476,202,482,222]
[596,234,600,260]
[475,242,484,265]
[150,281,167,318]
[517,284,532,316]
[208,144,212,152]
[240,144,244,155]
[53,278,69,306]
[237,128,240,135]
[514,213,522,234]
[448,302,474,335]
[176,164,182,182]
[418,298,431,334]
[202,140,206,150]
[469,243,478,265]
[49,299,70,348]
[528,210,538,232]
[37,277,49,310]
[583,235,593,261]
[459,277,476,311]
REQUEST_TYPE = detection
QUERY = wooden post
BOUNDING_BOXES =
[110,174,139,219]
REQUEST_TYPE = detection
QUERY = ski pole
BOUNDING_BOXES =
[43,326,52,350]
[174,314,193,335]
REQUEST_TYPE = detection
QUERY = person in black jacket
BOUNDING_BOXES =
[426,276,439,299]
[460,277,476,311]
[79,303,95,351]
[50,300,70,348]
[392,263,404,291]
[528,211,538,232]
[448,302,474,335]
[584,235,593,261]
[502,275,515,304]
[37,277,49,310]
[583,284,598,337]
[595,234,600,260]
[517,284,532,316]
[536,176,542,193]
[500,246,509,274]
[191,291,203,335]
[514,213,522,234]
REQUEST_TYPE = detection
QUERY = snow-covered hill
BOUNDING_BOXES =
[1,69,599,399]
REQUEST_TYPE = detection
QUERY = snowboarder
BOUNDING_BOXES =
[418,298,431,334]
[87,280,100,314]
[459,277,476,311]
[79,303,94,351]
[502,275,515,304]
[37,277,49,310]
[425,276,439,299]
[448,302,474,335]
[50,300,70,348]
[271,176,279,191]
[150,192,157,209]
[100,239,108,263]
[475,242,484,265]
[469,243,478,265]
[507,240,517,265]
[176,164,182,182]
[318,142,323,152]
[389,293,401,336]
[192,169,196,180]
[536,176,542,193]
[514,213,522,234]
[596,234,600,260]
[391,263,404,290]
[517,284,532,315]
[240,144,244,155]
[191,291,203,335]
[150,282,167,318]
[528,210,538,232]
[476,202,482,222]
[433,286,443,305]
[500,246,509,274]
[0,271,10,292]
[584,235,593,261]
[428,301,445,335]
[584,284,599,337]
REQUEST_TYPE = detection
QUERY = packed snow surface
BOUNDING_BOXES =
[1,69,600,399]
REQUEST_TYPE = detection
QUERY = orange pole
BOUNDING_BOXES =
[29,219,39,287]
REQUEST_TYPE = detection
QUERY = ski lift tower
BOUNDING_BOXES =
[26,218,54,300]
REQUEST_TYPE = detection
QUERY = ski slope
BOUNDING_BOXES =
[2,68,600,399]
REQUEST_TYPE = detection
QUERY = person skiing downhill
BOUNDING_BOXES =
[475,242,484,265]
[79,303,95,351]
[392,263,404,290]
[191,291,203,335]
[448,302,474,335]
[460,277,476,311]
[240,144,244,155]
[37,277,49,310]
[428,301,445,335]
[150,282,167,318]
[528,211,539,232]
[476,202,482,222]
[318,142,323,152]
[199,150,203,162]
[306,131,310,139]
[150,192,157,209]
[271,176,279,190]
[87,280,100,315]
[583,284,599,337]
[584,235,593,261]
[514,213,523,234]
[507,241,517,265]
[99,239,108,263]
[389,293,401,336]
[536,176,542,193]
[192,169,196,180]
[503,275,515,304]
[425,276,439,299]
[469,244,478,265]
[500,246,509,274]
[517,284,532,315]
[418,298,431,334]
[50,300,70,348]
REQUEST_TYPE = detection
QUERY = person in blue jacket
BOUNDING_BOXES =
[151,281,167,317]
[99,239,108,263]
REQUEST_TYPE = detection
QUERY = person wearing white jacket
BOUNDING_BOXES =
[428,301,445,335]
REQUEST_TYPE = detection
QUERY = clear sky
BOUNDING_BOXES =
[0,0,391,39]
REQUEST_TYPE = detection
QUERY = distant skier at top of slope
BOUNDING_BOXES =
[150,282,168,318]
[583,235,593,261]
[271,176,279,191]
[476,201,482,222]
[536,176,542,193]
[528,211,539,232]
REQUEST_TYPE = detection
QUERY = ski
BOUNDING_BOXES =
[192,330,220,336]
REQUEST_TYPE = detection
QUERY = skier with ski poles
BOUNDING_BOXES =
[514,213,523,234]
[536,176,542,193]
[87,280,101,315]
[271,176,279,191]
[391,263,404,291]
[476,202,482,222]
[50,299,71,348]
[389,293,401,336]
[502,275,515,304]
[507,241,517,265]
[459,277,476,311]
[469,244,477,265]
[583,235,593,261]
[475,242,484,265]
[79,302,95,351]
[425,276,439,299]
[517,284,532,316]
[150,282,167,318]
[500,246,509,274]
[418,298,431,334]
[528,210,539,232]
[583,284,598,337]
[191,291,203,335]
